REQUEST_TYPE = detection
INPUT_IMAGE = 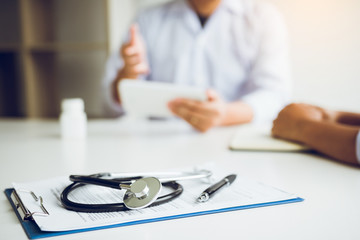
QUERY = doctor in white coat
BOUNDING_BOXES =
[103,0,291,132]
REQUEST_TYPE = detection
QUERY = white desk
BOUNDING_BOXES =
[1,118,360,240]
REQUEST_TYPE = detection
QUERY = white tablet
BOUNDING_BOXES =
[118,80,207,117]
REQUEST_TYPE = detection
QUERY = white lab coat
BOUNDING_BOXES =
[103,0,291,122]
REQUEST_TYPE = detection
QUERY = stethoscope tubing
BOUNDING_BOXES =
[60,170,212,212]
[61,181,183,212]
[90,170,212,183]
[69,175,135,190]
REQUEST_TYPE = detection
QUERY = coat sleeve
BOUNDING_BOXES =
[240,3,292,123]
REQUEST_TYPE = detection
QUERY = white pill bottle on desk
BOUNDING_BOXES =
[60,98,87,139]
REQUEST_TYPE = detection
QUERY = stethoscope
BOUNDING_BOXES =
[60,170,212,212]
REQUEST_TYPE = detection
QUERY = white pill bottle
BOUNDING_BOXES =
[60,98,87,139]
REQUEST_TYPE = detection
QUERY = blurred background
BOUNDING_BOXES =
[0,0,359,119]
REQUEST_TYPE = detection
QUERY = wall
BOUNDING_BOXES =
[108,0,169,53]
[269,0,360,112]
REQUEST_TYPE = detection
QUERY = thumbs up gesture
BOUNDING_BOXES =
[119,24,150,79]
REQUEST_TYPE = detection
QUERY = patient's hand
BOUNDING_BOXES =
[119,24,149,79]
[272,103,329,142]
[168,90,226,132]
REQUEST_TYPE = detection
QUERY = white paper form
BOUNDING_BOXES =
[12,170,302,232]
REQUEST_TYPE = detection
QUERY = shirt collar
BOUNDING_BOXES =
[167,0,244,16]
[220,0,244,15]
[166,0,192,15]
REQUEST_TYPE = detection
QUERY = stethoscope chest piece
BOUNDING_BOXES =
[122,177,162,210]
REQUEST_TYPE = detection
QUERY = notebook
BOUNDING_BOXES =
[229,125,310,152]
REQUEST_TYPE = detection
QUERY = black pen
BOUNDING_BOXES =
[197,174,237,202]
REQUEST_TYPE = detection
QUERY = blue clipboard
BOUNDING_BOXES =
[4,188,304,239]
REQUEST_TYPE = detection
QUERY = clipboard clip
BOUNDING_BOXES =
[10,189,50,220]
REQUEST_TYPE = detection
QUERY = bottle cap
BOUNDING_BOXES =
[61,98,85,112]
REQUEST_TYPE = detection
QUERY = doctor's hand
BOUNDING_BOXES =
[118,24,149,79]
[168,90,227,133]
